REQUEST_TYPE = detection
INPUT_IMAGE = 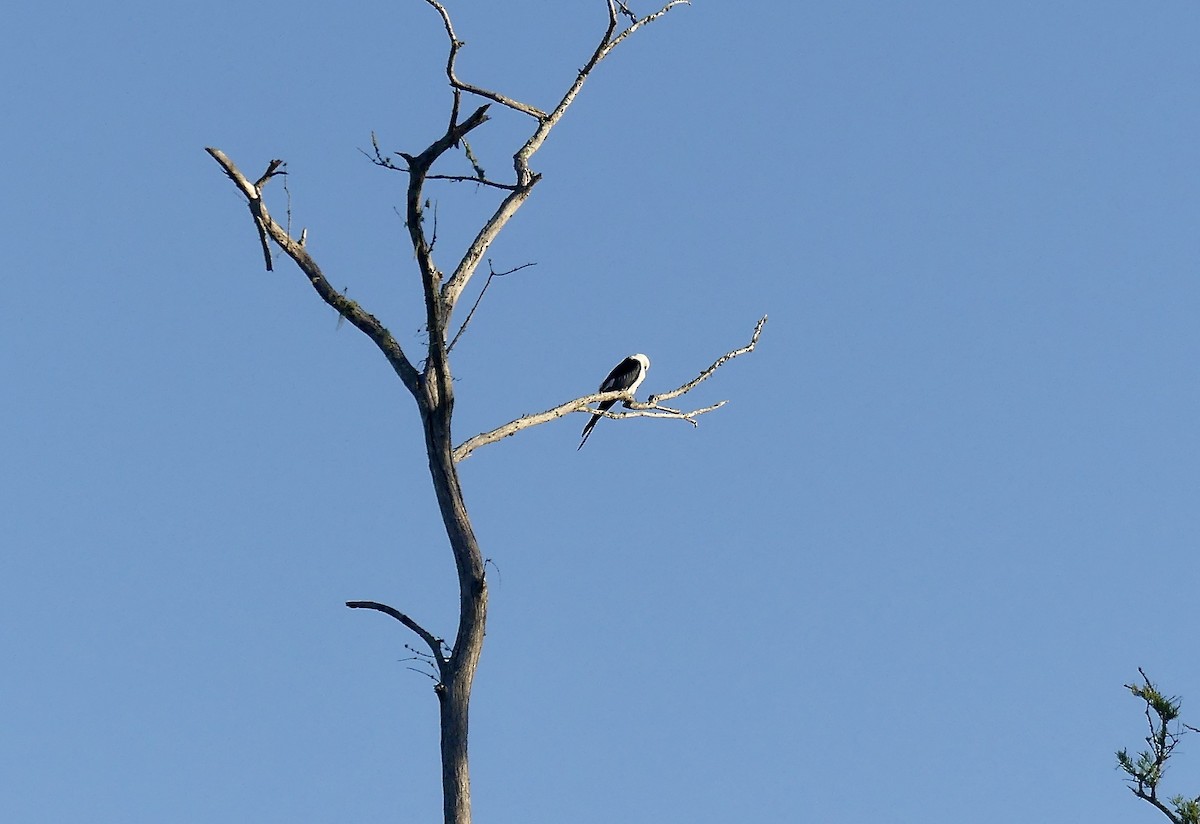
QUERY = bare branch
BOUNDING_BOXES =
[453,389,638,462]
[603,1,690,58]
[364,132,403,170]
[452,315,762,462]
[254,158,286,189]
[524,0,689,158]
[205,147,423,394]
[628,399,727,422]
[347,600,447,670]
[423,0,548,120]
[211,155,280,270]
[453,390,726,463]
[427,173,521,191]
[253,214,273,270]
[650,315,767,404]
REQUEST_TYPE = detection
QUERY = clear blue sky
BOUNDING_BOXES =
[3,2,1198,822]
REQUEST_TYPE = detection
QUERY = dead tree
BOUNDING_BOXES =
[206,3,763,823]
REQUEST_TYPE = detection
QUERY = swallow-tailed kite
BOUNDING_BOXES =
[578,353,650,450]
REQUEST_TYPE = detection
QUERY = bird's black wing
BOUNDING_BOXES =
[598,356,641,392]
[580,356,643,450]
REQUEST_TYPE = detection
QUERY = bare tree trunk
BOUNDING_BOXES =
[421,381,487,824]
[437,672,477,824]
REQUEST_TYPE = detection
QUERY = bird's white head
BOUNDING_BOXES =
[625,353,650,395]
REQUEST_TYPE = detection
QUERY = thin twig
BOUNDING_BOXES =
[447,260,537,353]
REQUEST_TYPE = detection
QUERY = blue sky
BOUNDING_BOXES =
[3,1,1199,822]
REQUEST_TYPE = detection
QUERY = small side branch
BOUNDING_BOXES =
[452,315,764,462]
[346,600,447,670]
[426,173,520,191]
[447,260,536,353]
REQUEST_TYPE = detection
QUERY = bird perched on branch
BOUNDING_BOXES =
[578,354,650,450]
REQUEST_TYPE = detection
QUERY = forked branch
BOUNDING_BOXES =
[363,133,519,191]
[437,0,689,312]
[452,315,765,462]
[424,0,548,121]
[205,147,423,395]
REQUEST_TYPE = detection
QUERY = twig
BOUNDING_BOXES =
[283,166,294,253]
[335,286,350,331]
[650,315,767,403]
[402,645,442,681]
[461,137,485,179]
[484,557,502,588]
[447,260,537,353]
[603,0,690,57]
